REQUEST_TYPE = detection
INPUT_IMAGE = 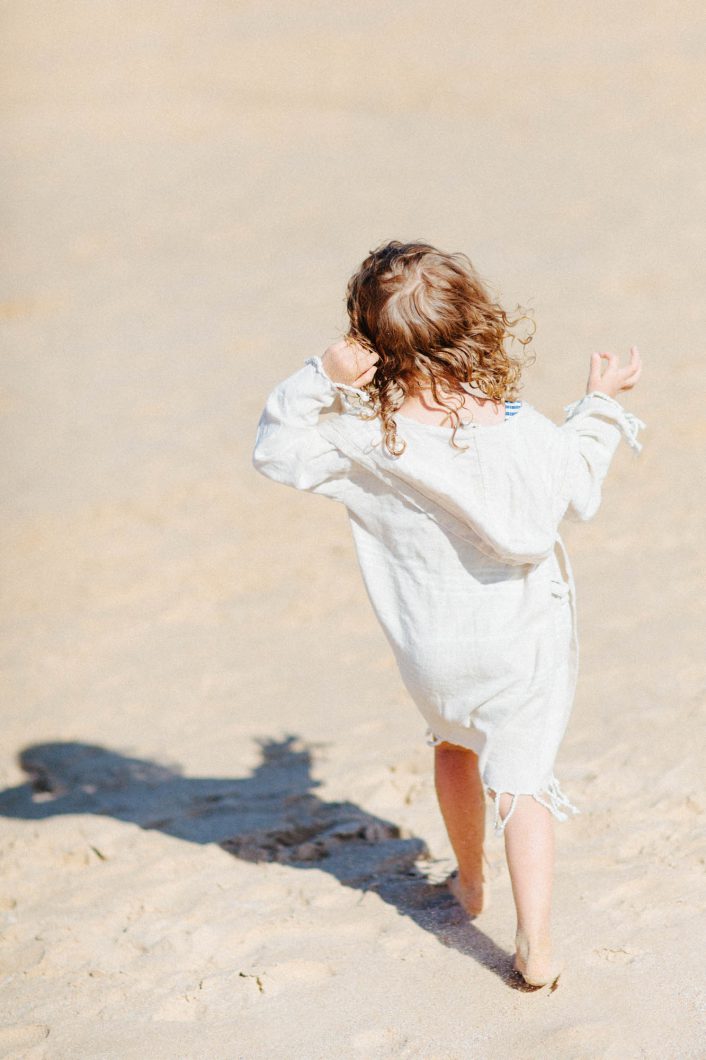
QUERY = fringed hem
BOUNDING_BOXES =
[427,727,581,836]
[488,776,581,837]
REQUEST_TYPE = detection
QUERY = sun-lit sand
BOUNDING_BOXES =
[1,3,705,1057]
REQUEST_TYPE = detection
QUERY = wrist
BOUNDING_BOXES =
[586,387,620,401]
[305,355,372,402]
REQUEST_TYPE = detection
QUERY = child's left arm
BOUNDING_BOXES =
[557,348,645,523]
[251,349,374,504]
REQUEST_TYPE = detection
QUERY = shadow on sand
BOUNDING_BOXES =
[0,735,528,988]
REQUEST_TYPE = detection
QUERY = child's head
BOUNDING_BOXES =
[345,240,534,455]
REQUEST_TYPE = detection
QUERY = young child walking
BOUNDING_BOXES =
[251,240,645,988]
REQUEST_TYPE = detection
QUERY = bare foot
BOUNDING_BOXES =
[447,870,490,916]
[513,932,564,987]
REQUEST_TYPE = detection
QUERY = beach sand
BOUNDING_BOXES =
[1,3,705,1057]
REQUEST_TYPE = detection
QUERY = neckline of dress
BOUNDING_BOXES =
[395,401,529,433]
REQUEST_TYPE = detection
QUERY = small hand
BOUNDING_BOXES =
[321,337,380,388]
[586,345,642,399]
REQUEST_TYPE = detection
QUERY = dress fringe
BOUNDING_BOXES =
[563,390,646,454]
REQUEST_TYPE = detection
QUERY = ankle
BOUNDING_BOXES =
[515,927,552,958]
[457,866,485,887]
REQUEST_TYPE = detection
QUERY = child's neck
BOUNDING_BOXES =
[397,385,505,428]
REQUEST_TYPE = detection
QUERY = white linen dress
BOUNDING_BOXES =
[252,355,646,834]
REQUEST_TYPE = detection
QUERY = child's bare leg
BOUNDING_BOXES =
[433,742,488,915]
[498,792,564,986]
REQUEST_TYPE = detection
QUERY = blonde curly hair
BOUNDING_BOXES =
[345,240,536,457]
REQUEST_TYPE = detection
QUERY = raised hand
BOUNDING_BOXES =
[321,337,380,388]
[586,346,642,399]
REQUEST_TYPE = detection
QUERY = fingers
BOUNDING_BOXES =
[359,348,380,367]
[619,346,642,390]
[624,345,642,376]
[343,336,379,371]
[344,335,378,356]
[324,336,379,386]
[618,346,642,383]
[587,346,643,398]
[355,363,379,385]
[589,351,614,375]
[351,353,379,384]
[587,350,607,389]
[592,348,641,376]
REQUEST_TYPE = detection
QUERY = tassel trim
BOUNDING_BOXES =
[563,389,646,454]
[490,777,580,836]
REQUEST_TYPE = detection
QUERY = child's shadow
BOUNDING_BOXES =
[0,735,517,985]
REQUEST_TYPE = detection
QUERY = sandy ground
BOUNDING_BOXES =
[1,3,705,1057]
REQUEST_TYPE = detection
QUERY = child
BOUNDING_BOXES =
[251,240,645,988]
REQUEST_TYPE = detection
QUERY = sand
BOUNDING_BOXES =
[1,2,705,1057]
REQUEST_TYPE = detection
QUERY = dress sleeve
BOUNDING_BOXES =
[251,354,372,504]
[558,389,646,522]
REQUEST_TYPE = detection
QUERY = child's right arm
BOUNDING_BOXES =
[559,347,645,522]
[251,342,376,504]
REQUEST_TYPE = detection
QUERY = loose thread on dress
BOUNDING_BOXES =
[532,777,581,822]
[492,792,519,836]
[425,728,444,747]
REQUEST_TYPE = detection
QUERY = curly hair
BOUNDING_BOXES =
[344,240,536,457]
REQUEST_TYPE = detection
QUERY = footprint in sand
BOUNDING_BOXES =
[351,1026,410,1054]
[0,1024,50,1054]
[1,939,46,976]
